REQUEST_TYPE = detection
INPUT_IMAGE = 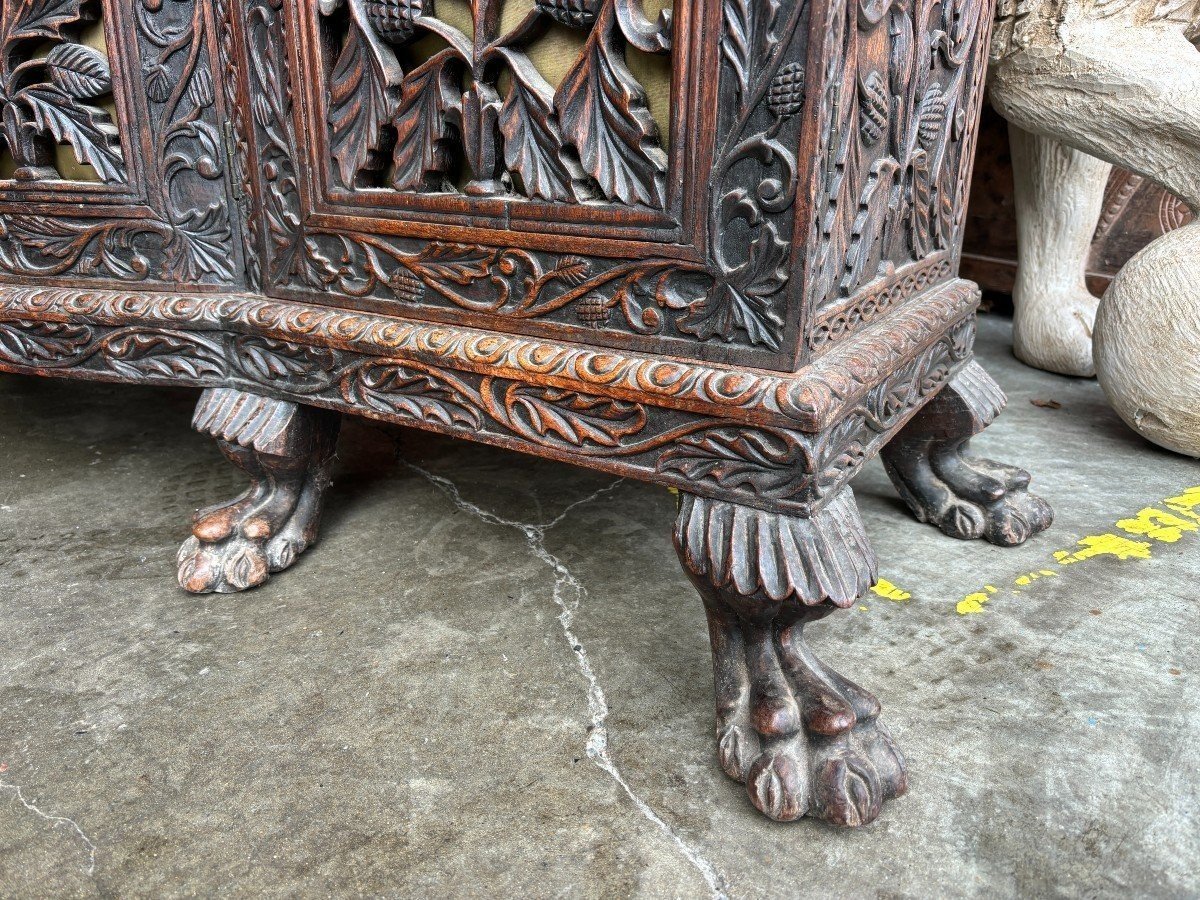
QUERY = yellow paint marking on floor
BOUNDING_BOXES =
[1164,486,1200,519]
[1054,533,1154,564]
[957,584,998,615]
[1114,507,1197,543]
[871,578,912,602]
[954,484,1200,616]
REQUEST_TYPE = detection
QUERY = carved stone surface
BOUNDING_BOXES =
[178,387,342,593]
[988,0,1200,454]
[0,0,1046,826]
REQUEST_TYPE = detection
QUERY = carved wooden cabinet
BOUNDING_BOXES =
[0,0,1049,826]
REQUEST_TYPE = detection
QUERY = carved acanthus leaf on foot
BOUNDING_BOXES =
[676,490,908,826]
[177,388,341,594]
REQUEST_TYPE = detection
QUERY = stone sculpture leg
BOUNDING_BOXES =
[674,489,908,826]
[880,361,1053,545]
[177,388,341,593]
[1008,125,1111,377]
[991,16,1200,454]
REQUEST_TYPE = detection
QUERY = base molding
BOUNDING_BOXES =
[0,282,978,516]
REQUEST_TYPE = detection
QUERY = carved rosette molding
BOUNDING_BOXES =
[0,1,237,287]
[0,279,975,510]
[0,278,978,428]
[803,0,989,343]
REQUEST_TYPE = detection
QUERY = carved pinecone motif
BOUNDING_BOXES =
[858,71,889,147]
[389,270,424,303]
[365,0,427,44]
[576,294,611,326]
[535,0,601,28]
[767,63,806,119]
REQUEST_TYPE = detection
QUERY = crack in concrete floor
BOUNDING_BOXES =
[404,462,729,900]
[1,779,97,876]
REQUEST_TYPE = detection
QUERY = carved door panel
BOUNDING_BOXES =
[232,0,992,373]
[0,0,244,291]
[232,0,813,371]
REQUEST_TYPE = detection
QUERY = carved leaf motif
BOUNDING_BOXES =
[18,86,124,182]
[554,14,666,208]
[328,18,392,188]
[499,69,586,203]
[410,243,495,285]
[908,149,933,258]
[5,0,86,42]
[679,214,787,350]
[0,320,92,363]
[44,43,112,99]
[103,332,226,379]
[391,54,461,192]
[165,206,234,281]
[658,429,808,495]
[553,256,591,286]
[351,364,484,428]
[508,387,646,447]
[234,337,339,391]
[720,0,780,110]
[916,84,947,149]
[857,71,888,147]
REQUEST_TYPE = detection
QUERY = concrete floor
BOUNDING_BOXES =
[0,315,1197,899]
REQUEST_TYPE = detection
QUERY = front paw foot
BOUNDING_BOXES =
[178,389,339,595]
[717,618,906,825]
[176,506,311,594]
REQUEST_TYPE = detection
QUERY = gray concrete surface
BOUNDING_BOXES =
[0,315,1197,899]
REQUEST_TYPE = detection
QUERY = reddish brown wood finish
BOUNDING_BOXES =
[0,0,1051,826]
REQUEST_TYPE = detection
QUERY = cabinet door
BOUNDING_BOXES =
[231,0,813,371]
[0,0,244,291]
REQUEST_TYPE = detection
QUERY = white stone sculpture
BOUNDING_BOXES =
[988,0,1200,456]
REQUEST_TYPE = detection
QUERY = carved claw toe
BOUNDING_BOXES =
[716,722,760,782]
[747,747,809,822]
[812,751,883,827]
[176,530,274,594]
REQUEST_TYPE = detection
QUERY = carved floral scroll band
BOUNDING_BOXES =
[0,295,973,513]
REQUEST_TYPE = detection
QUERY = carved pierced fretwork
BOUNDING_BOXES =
[316,0,672,206]
[805,0,991,340]
[240,0,825,359]
[0,0,124,183]
[0,0,237,286]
